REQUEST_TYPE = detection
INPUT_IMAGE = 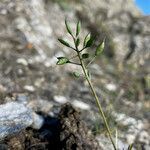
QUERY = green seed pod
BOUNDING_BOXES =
[73,72,80,78]
[65,19,73,36]
[58,38,70,47]
[82,53,89,59]
[83,33,94,48]
[76,20,81,37]
[95,40,105,56]
[56,57,70,65]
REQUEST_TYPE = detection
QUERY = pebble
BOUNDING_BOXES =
[54,95,68,104]
[24,85,35,92]
[16,58,28,66]
[27,99,53,113]
[126,134,136,144]
[72,100,91,110]
[113,111,149,146]
[16,93,28,104]
[0,84,7,93]
[105,83,117,91]
[31,113,44,129]
[137,130,150,145]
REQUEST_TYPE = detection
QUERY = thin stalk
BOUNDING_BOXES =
[69,61,81,66]
[79,47,86,52]
[77,51,117,150]
[86,56,96,68]
[69,46,77,51]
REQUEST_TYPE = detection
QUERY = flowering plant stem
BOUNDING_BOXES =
[77,50,117,150]
[57,20,117,150]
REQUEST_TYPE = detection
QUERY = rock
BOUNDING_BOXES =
[0,102,33,140]
[0,84,7,93]
[31,113,44,130]
[113,111,149,147]
[136,130,150,145]
[54,95,68,104]
[16,93,28,104]
[72,99,91,110]
[75,0,149,65]
[27,99,53,113]
[105,83,117,91]
[126,134,136,144]
[24,85,35,92]
[0,0,148,64]
[96,135,129,150]
[0,102,44,140]
[16,58,28,66]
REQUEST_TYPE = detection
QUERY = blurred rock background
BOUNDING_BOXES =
[0,0,149,149]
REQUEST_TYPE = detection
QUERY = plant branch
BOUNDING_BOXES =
[69,46,77,51]
[79,47,86,52]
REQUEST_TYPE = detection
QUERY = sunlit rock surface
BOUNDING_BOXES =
[0,102,43,140]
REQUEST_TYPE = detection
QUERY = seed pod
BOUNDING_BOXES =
[95,40,105,56]
[56,57,70,65]
[73,72,80,78]
[82,53,89,59]
[83,33,94,48]
[76,20,81,37]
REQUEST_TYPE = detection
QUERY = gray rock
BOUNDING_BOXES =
[31,113,44,130]
[0,102,44,140]
[0,102,33,140]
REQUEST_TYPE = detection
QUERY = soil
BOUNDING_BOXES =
[0,103,101,150]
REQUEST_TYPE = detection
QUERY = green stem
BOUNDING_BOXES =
[79,47,86,52]
[69,61,81,66]
[86,56,96,68]
[69,46,77,51]
[77,51,117,150]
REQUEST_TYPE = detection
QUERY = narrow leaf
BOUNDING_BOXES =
[82,53,89,59]
[65,19,73,36]
[56,57,69,65]
[95,40,105,56]
[58,38,70,47]
[76,20,81,37]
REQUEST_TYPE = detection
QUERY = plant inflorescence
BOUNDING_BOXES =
[56,19,117,150]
